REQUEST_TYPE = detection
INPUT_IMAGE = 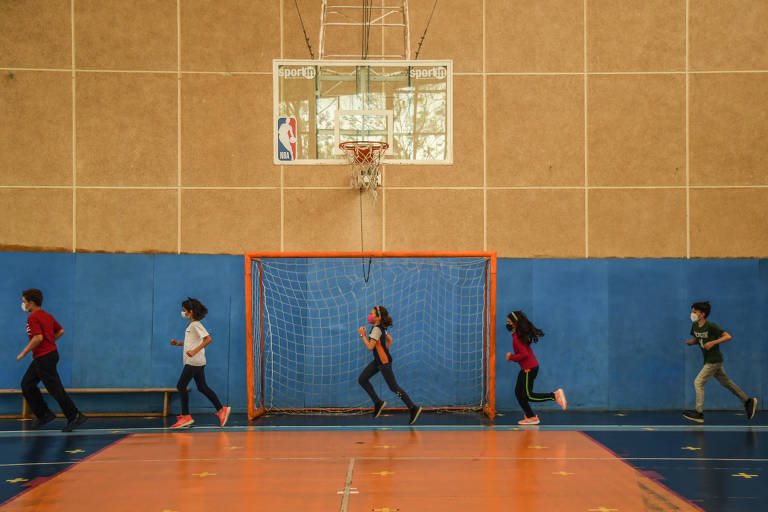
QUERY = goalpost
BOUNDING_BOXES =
[245,252,496,420]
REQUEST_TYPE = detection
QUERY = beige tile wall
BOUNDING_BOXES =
[1,1,767,257]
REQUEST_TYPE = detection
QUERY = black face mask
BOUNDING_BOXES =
[506,324,514,332]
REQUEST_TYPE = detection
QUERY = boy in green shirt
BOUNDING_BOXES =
[682,301,758,423]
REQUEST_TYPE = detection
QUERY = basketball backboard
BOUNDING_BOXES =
[274,59,452,165]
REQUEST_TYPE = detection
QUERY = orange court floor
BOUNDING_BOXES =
[0,411,766,511]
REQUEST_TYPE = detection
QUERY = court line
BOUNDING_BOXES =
[0,424,766,436]
[339,457,355,512]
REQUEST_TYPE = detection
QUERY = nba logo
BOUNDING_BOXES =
[277,117,297,161]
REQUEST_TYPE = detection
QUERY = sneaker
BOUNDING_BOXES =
[30,411,56,429]
[373,401,387,419]
[682,410,704,423]
[518,415,540,425]
[745,397,757,420]
[408,406,422,425]
[61,412,87,432]
[217,406,231,427]
[554,389,567,411]
[171,415,194,429]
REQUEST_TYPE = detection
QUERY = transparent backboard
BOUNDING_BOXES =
[274,59,452,165]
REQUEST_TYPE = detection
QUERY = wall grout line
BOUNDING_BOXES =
[280,0,285,252]
[685,0,691,259]
[3,184,768,190]
[177,0,182,254]
[482,0,487,252]
[71,0,77,253]
[583,0,589,258]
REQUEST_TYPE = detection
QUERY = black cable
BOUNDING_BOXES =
[415,0,439,59]
[293,0,315,59]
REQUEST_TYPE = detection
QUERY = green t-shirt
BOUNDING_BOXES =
[690,320,724,364]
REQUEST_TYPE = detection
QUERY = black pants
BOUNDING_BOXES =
[177,365,223,416]
[358,360,416,410]
[515,366,555,418]
[21,351,79,421]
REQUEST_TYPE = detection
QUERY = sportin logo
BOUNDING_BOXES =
[409,66,447,80]
[278,66,316,79]
[277,117,297,161]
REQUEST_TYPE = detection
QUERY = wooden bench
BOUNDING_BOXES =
[0,388,186,418]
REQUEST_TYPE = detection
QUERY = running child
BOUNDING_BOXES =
[17,289,87,432]
[358,305,422,424]
[170,298,231,429]
[505,311,566,425]
[682,301,757,423]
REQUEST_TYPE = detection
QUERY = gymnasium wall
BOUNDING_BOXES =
[2,1,768,257]
[1,252,765,414]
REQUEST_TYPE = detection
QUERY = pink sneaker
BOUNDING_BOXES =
[171,415,194,429]
[555,389,567,410]
[518,416,540,425]
[217,406,231,427]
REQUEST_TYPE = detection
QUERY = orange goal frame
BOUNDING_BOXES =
[245,252,497,420]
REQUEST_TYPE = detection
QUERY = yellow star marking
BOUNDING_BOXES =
[110,430,124,434]
[527,445,549,450]
[552,471,574,476]
[614,413,626,417]
[144,416,155,420]
[378,427,391,431]
[373,508,399,512]
[374,445,395,449]
[65,449,85,454]
[588,508,618,512]
[643,427,656,431]
[192,472,216,477]
[681,446,701,451]
[372,470,395,476]
[6,478,29,483]
[226,446,242,450]
[161,509,179,512]
[731,473,758,479]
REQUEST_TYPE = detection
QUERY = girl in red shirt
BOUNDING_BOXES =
[506,311,567,425]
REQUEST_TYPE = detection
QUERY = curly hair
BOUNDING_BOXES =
[182,297,208,321]
[375,305,393,328]
[508,310,544,345]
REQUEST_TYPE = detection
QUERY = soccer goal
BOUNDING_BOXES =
[245,252,496,420]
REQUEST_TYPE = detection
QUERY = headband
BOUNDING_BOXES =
[510,312,518,321]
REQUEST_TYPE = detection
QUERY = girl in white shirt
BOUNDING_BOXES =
[170,298,230,428]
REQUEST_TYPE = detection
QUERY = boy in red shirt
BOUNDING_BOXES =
[17,289,86,431]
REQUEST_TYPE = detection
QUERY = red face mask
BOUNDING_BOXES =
[367,314,377,323]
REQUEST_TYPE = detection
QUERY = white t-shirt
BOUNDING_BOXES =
[183,320,209,366]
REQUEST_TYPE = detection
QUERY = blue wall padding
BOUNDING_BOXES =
[0,252,765,414]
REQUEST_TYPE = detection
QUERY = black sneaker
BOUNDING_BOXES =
[62,412,87,432]
[745,397,757,420]
[682,410,704,423]
[408,406,423,425]
[373,401,386,419]
[30,411,56,429]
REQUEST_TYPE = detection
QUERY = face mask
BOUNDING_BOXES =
[367,314,377,324]
[21,303,27,312]
[181,310,188,319]
[690,312,698,322]
[506,324,514,332]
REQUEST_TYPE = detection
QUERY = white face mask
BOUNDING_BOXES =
[690,312,699,322]
[181,310,188,319]
[21,302,27,312]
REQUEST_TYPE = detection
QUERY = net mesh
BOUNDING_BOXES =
[340,141,388,200]
[251,256,491,414]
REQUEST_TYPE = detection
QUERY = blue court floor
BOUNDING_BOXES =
[0,411,764,511]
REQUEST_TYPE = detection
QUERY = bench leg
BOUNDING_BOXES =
[22,397,29,419]
[163,392,170,417]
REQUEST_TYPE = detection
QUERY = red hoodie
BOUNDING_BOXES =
[507,331,538,370]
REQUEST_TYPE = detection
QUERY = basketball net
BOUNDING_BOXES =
[339,141,389,202]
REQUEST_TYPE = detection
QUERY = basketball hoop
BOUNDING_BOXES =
[339,141,389,200]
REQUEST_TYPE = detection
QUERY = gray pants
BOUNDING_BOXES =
[694,363,748,413]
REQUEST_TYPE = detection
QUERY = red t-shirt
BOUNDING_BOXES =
[26,309,61,359]
[508,331,539,370]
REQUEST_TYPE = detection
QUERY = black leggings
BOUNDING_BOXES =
[176,365,223,415]
[358,360,416,410]
[21,350,79,421]
[515,366,555,418]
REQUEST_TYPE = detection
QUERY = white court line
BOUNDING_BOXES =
[339,457,355,512]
